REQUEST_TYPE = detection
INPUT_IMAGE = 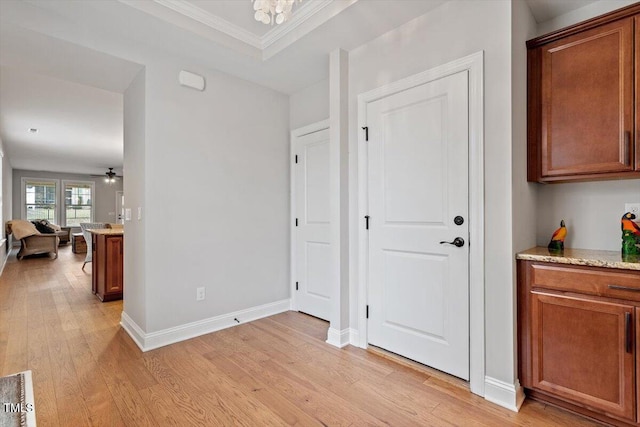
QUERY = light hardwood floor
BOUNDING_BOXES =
[0,245,598,426]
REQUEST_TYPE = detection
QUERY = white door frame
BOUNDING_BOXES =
[290,119,331,312]
[356,51,485,396]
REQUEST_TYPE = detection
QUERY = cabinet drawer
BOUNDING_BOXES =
[530,263,640,302]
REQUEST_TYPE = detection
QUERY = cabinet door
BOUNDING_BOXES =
[531,292,635,421]
[104,236,123,294]
[636,16,640,171]
[540,18,633,178]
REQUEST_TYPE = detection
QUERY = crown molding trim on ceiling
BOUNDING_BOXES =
[261,0,333,48]
[154,0,262,49]
[120,0,353,60]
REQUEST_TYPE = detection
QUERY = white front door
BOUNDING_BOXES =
[293,128,331,321]
[367,71,470,380]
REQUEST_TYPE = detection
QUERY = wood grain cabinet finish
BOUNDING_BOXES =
[518,260,640,426]
[92,233,123,302]
[527,4,640,183]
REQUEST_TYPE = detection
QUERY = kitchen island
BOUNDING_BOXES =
[90,228,124,302]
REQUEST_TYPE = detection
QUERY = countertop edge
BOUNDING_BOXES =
[516,247,640,271]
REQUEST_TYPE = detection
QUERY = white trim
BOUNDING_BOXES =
[263,0,334,48]
[0,238,9,277]
[290,119,330,314]
[326,327,350,348]
[21,177,61,225]
[348,327,359,345]
[484,377,525,412]
[152,0,262,48]
[121,0,349,60]
[61,179,96,227]
[120,299,291,352]
[355,51,485,395]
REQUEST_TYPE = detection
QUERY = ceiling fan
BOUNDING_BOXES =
[90,168,122,183]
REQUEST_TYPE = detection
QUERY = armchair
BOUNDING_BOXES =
[6,220,59,260]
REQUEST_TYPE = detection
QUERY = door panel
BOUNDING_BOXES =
[383,97,446,224]
[367,71,469,380]
[294,128,331,321]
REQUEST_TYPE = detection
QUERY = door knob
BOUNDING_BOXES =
[440,237,465,247]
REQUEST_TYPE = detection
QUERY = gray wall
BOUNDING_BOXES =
[289,78,329,130]
[12,168,123,227]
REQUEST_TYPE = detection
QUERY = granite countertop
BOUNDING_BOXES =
[89,228,124,236]
[517,247,640,271]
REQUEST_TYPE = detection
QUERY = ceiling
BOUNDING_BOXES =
[0,0,605,175]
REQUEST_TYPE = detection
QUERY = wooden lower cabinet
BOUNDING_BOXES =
[91,232,123,302]
[519,260,640,425]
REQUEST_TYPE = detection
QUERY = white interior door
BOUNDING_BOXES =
[293,128,331,321]
[367,71,470,380]
[115,191,124,225]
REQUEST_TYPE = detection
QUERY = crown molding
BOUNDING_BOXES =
[153,0,262,49]
[119,0,354,60]
[261,0,334,48]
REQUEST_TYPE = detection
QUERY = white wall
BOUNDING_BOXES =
[0,137,12,268]
[511,0,538,393]
[143,58,290,332]
[533,0,640,252]
[12,169,123,225]
[537,180,639,251]
[348,0,514,394]
[289,78,329,130]
[123,68,147,330]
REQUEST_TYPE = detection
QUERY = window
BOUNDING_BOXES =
[23,179,58,223]
[63,181,94,226]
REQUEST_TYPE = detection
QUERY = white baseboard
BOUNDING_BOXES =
[349,328,360,346]
[326,327,351,348]
[120,299,291,352]
[484,376,525,412]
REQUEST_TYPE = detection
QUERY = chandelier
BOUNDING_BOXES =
[253,0,301,25]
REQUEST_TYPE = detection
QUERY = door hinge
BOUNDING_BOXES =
[295,155,298,164]
[362,126,369,141]
[364,215,370,230]
[296,282,299,291]
[295,218,298,227]
[366,305,369,319]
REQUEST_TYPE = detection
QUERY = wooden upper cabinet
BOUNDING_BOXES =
[636,16,640,171]
[527,5,640,183]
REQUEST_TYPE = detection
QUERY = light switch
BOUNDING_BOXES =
[125,208,132,221]
[137,207,142,220]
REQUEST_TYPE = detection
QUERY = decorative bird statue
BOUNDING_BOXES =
[621,212,640,258]
[622,212,640,237]
[548,220,567,253]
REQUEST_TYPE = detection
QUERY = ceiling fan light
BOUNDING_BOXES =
[262,14,271,24]
[254,10,263,21]
[275,13,284,24]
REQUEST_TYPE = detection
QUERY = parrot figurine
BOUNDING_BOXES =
[547,220,567,253]
[622,212,640,237]
[621,212,640,258]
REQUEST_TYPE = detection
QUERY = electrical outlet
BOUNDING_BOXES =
[196,287,205,301]
[625,203,640,216]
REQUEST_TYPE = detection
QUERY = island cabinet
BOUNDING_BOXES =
[518,251,640,426]
[527,4,640,183]
[91,230,124,302]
